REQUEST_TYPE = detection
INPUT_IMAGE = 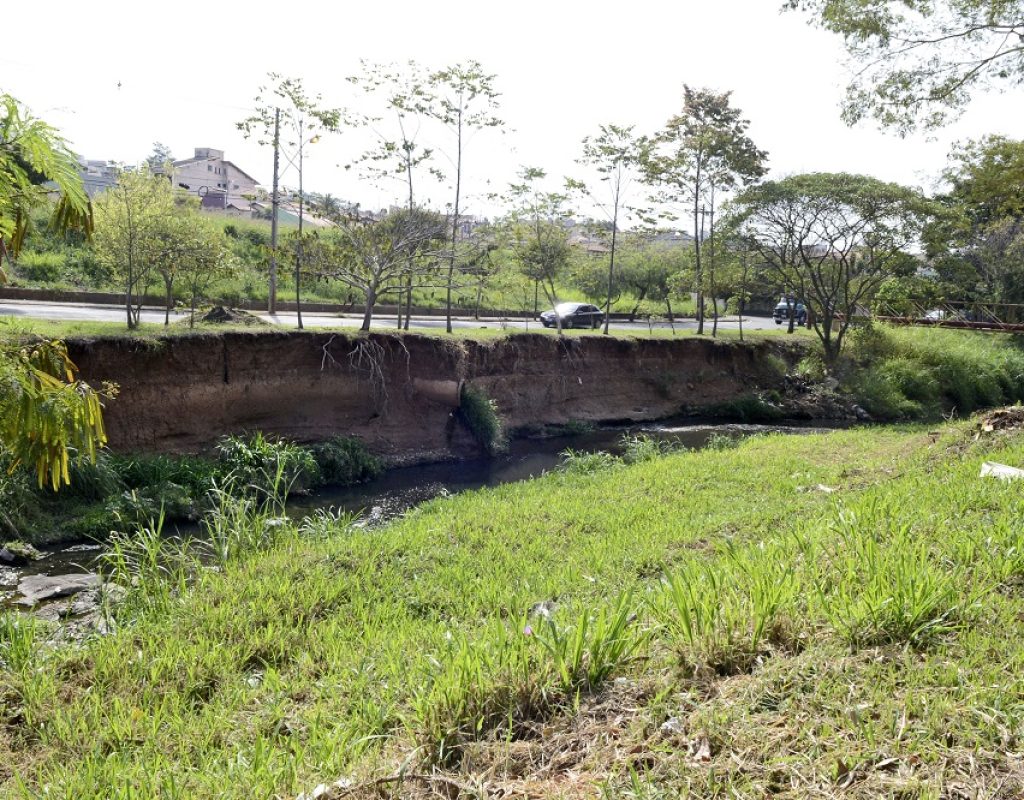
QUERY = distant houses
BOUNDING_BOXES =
[77,160,121,197]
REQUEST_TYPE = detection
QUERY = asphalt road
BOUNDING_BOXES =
[0,299,781,332]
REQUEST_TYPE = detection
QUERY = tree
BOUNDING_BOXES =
[309,208,447,331]
[787,0,1024,132]
[0,93,92,278]
[93,169,178,329]
[617,237,692,322]
[0,339,110,490]
[0,98,108,490]
[642,86,767,335]
[428,61,504,333]
[170,214,235,327]
[572,124,641,334]
[926,136,1024,303]
[145,142,175,172]
[238,74,341,324]
[734,172,937,363]
[503,168,574,333]
[347,60,441,329]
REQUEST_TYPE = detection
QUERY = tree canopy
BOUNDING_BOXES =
[787,0,1024,132]
[734,172,937,361]
[0,93,92,275]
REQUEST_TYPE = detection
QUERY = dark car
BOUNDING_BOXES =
[773,298,807,325]
[539,302,605,329]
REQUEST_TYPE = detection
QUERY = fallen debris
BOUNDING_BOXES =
[980,461,1024,481]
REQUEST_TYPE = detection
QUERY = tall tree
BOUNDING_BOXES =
[734,172,937,363]
[572,124,640,334]
[145,142,175,172]
[428,61,503,333]
[927,136,1024,303]
[237,74,341,325]
[504,167,574,334]
[787,0,1024,132]
[347,60,441,329]
[642,86,767,335]
[308,208,447,331]
[93,169,178,329]
[0,93,92,277]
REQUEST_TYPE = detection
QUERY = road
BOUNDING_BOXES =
[0,299,781,333]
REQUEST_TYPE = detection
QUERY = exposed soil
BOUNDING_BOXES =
[66,331,844,463]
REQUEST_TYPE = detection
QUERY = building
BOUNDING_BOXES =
[166,148,260,212]
[77,160,121,197]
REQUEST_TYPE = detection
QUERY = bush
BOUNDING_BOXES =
[14,250,66,283]
[844,325,1024,420]
[216,433,320,498]
[458,383,504,454]
[709,394,784,423]
[308,436,383,486]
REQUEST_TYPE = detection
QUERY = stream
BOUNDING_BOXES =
[1,420,833,611]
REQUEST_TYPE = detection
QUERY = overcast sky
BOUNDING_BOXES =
[5,0,1022,223]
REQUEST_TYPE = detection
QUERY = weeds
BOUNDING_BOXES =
[0,612,42,670]
[535,592,646,693]
[458,383,504,454]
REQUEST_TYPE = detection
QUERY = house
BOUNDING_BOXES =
[77,160,121,197]
[165,148,260,212]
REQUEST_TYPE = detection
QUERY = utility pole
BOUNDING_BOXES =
[269,107,280,315]
[295,118,305,330]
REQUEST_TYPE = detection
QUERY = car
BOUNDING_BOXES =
[773,298,807,326]
[539,302,605,329]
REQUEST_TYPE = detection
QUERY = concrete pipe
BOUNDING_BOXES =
[411,378,463,408]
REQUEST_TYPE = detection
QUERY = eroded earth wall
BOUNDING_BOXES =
[67,332,795,462]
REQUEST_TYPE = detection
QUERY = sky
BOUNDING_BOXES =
[5,0,1023,224]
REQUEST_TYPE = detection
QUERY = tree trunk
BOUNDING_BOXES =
[787,297,796,334]
[445,107,464,335]
[164,276,173,326]
[604,183,620,336]
[403,276,413,331]
[361,288,376,332]
[666,296,676,335]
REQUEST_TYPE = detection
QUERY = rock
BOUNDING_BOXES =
[16,573,100,606]
[661,717,686,735]
[529,600,557,619]
[853,404,871,421]
[0,542,44,565]
[0,567,18,587]
[980,461,1024,481]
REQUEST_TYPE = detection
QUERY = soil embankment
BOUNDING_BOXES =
[67,332,820,462]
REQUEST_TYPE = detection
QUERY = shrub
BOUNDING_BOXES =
[620,433,686,464]
[558,448,620,474]
[14,250,65,282]
[308,436,382,486]
[709,394,784,423]
[216,433,320,498]
[459,383,504,454]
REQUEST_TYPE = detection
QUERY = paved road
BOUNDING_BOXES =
[0,299,781,333]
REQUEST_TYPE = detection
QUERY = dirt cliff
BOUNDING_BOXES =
[67,332,799,462]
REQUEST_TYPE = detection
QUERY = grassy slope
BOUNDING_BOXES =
[6,422,1024,797]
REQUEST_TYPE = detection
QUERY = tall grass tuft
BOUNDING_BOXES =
[458,383,504,454]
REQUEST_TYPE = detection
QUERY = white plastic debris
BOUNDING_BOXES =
[980,462,1024,481]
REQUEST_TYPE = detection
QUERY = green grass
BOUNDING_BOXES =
[0,314,815,345]
[7,421,1024,796]
[844,324,1024,419]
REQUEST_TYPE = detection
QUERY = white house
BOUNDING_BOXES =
[167,148,260,211]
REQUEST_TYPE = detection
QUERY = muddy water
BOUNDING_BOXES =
[2,421,834,606]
